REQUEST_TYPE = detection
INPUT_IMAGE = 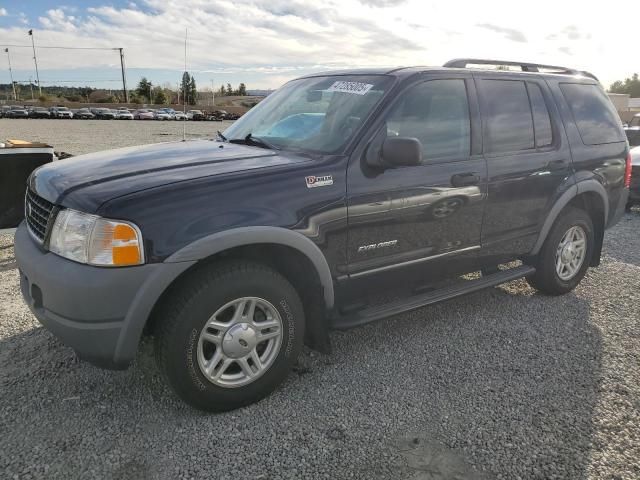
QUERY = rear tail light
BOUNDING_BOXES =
[624,153,632,188]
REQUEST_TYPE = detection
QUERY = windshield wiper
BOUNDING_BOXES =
[229,133,280,150]
[216,130,227,142]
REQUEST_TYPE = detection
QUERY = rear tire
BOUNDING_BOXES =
[526,207,594,295]
[154,260,305,411]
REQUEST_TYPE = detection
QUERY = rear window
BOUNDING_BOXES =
[560,83,624,145]
[480,80,534,153]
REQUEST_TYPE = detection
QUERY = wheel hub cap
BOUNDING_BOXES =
[555,225,586,281]
[222,323,257,358]
[196,296,284,388]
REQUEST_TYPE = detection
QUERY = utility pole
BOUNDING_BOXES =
[4,48,16,100]
[211,79,215,107]
[118,48,129,103]
[28,29,42,96]
[28,77,34,101]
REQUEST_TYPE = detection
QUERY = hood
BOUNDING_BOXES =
[30,140,310,212]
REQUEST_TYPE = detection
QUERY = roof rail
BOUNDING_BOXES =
[443,58,598,81]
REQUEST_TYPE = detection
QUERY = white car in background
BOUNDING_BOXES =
[116,109,134,120]
[173,111,187,120]
[154,110,172,121]
[133,109,154,120]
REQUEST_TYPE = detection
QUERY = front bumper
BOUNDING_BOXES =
[14,223,194,369]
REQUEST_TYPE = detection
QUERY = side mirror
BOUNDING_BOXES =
[381,137,422,167]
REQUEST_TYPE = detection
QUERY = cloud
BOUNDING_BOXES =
[359,0,407,6]
[0,0,633,89]
[476,23,527,43]
[0,8,7,16]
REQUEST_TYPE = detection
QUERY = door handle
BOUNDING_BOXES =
[451,173,480,187]
[546,159,567,171]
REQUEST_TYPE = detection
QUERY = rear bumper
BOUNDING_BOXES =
[608,188,629,227]
[14,223,195,369]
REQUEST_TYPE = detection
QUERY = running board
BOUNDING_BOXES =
[332,265,535,330]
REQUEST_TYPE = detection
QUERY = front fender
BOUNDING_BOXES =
[165,226,335,309]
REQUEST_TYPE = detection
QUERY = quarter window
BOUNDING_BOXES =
[560,83,625,145]
[527,83,553,148]
[480,80,534,153]
[386,79,471,160]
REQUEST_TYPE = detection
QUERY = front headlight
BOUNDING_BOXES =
[49,209,144,267]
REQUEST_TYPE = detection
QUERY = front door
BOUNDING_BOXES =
[344,76,487,295]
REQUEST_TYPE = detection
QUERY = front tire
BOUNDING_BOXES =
[154,261,305,411]
[526,207,594,295]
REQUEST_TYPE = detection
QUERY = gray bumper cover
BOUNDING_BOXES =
[14,223,195,369]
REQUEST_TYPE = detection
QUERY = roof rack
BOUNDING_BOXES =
[443,58,598,81]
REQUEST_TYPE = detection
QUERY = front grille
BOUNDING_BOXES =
[25,189,55,243]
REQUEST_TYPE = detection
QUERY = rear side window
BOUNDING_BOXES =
[560,83,624,145]
[527,83,553,148]
[480,80,534,153]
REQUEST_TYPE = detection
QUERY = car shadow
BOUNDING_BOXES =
[0,273,603,479]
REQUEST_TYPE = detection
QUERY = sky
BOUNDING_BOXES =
[0,0,635,92]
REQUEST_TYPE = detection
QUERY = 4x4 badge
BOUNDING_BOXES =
[305,175,333,188]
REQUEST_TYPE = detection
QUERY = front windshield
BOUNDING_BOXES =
[223,74,392,153]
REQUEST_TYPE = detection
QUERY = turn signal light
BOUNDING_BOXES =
[624,153,632,188]
[89,220,144,266]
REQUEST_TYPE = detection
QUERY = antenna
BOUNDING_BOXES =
[182,28,187,142]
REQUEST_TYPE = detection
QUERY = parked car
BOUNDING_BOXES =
[624,113,640,148]
[0,105,11,117]
[92,108,117,120]
[73,108,95,120]
[173,111,187,121]
[154,110,172,121]
[134,109,154,120]
[49,106,73,119]
[5,106,29,118]
[211,109,228,120]
[29,107,51,119]
[15,59,631,412]
[186,109,205,120]
[627,146,640,210]
[116,109,134,120]
[159,108,177,119]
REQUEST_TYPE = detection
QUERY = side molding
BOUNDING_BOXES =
[530,180,608,255]
[165,226,335,308]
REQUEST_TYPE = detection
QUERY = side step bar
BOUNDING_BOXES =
[332,265,535,330]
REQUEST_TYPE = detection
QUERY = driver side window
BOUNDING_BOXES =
[387,79,471,161]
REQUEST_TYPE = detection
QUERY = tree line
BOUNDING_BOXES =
[608,73,640,97]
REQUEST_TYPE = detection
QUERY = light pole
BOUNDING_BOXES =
[28,77,34,101]
[4,48,16,100]
[28,29,42,96]
[211,79,215,107]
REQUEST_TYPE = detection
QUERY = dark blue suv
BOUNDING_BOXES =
[15,59,631,411]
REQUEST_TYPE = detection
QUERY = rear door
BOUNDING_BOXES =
[474,74,573,263]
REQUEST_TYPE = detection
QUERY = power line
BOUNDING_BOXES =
[10,79,122,84]
[0,44,120,51]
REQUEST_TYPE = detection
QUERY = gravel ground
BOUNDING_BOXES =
[0,118,234,156]
[1,210,639,480]
[1,121,639,478]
